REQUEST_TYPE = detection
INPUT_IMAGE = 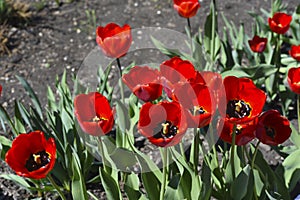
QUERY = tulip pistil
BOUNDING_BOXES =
[153,121,178,139]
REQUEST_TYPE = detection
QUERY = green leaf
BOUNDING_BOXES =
[0,174,30,188]
[282,148,300,188]
[71,153,88,200]
[289,124,300,148]
[151,36,184,58]
[110,147,137,171]
[16,75,42,117]
[230,165,251,200]
[141,171,161,200]
[0,135,12,147]
[0,105,18,136]
[164,174,181,200]
[99,167,122,200]
[124,173,144,200]
[115,100,130,132]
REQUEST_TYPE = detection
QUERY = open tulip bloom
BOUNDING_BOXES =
[268,12,292,34]
[74,92,114,136]
[5,131,56,179]
[138,101,187,147]
[287,67,300,94]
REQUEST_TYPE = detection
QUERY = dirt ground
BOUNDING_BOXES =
[0,0,299,199]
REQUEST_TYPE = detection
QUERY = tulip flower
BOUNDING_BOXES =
[287,67,300,94]
[138,101,187,147]
[173,0,200,18]
[268,12,292,34]
[122,66,162,102]
[289,45,300,61]
[256,110,291,146]
[96,23,132,58]
[224,76,266,124]
[248,35,268,53]
[74,92,114,136]
[5,131,56,179]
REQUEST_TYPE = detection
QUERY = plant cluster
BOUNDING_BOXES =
[1,0,300,199]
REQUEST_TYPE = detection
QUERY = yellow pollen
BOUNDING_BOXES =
[92,116,107,122]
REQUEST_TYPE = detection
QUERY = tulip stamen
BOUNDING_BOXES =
[25,151,51,172]
[226,100,252,118]
[92,116,107,122]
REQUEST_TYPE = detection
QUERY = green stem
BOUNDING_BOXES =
[298,95,300,133]
[193,128,200,173]
[117,58,125,104]
[230,124,237,179]
[187,18,192,35]
[47,175,66,200]
[98,137,108,172]
[251,141,261,169]
[159,148,168,200]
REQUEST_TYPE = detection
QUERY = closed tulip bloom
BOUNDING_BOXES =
[96,23,132,58]
[287,67,300,94]
[248,35,268,53]
[173,0,200,18]
[289,45,300,61]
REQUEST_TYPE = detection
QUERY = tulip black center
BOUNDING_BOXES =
[25,151,50,172]
[153,121,178,139]
[226,100,252,118]
[265,126,276,139]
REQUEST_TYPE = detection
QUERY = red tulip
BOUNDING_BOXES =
[174,83,214,128]
[268,12,292,34]
[138,101,187,147]
[173,0,200,18]
[74,92,114,136]
[248,35,268,53]
[0,85,2,96]
[219,120,256,146]
[224,76,266,124]
[5,131,56,179]
[289,45,300,61]
[287,67,300,94]
[160,56,197,98]
[256,110,291,146]
[96,23,132,58]
[122,66,162,102]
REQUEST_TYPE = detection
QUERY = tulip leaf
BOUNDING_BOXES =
[230,164,251,200]
[110,147,137,171]
[16,75,42,118]
[0,174,31,188]
[71,153,88,200]
[124,173,145,200]
[99,167,122,200]
[115,99,130,132]
[0,135,12,147]
[282,148,300,189]
[141,171,161,200]
[0,104,18,136]
[151,36,184,58]
[289,124,300,148]
[164,174,181,200]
